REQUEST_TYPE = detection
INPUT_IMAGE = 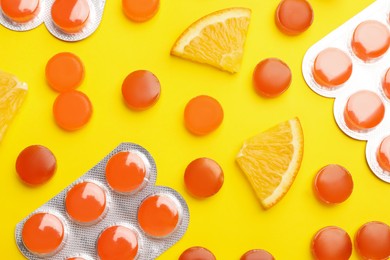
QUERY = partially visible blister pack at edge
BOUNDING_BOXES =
[15,142,190,259]
[0,0,106,41]
[302,0,390,183]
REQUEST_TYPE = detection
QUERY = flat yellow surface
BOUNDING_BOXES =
[0,0,389,259]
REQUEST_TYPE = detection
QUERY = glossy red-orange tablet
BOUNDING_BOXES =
[51,0,90,33]
[138,194,180,237]
[312,226,352,260]
[65,182,107,224]
[352,20,390,61]
[275,0,313,35]
[184,95,223,136]
[97,225,139,260]
[184,158,224,198]
[121,70,161,110]
[122,0,160,22]
[179,247,216,260]
[355,221,390,260]
[16,145,57,186]
[53,90,92,131]
[241,249,275,260]
[377,136,390,172]
[45,52,84,92]
[313,48,353,88]
[105,151,147,194]
[314,164,353,204]
[22,212,65,256]
[344,90,385,131]
[1,0,40,23]
[253,58,292,97]
[382,68,390,99]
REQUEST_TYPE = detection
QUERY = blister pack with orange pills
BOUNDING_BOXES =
[15,143,189,259]
[0,0,106,41]
[302,0,390,183]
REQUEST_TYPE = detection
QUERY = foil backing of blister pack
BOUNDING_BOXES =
[302,0,390,183]
[15,142,190,259]
[0,0,106,41]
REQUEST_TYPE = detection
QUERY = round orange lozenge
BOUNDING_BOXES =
[352,20,390,61]
[122,0,160,22]
[184,158,224,198]
[65,182,107,224]
[138,194,180,237]
[313,48,353,88]
[51,0,90,33]
[21,212,65,256]
[1,0,40,23]
[97,225,139,260]
[184,95,224,136]
[275,0,313,35]
[53,90,93,131]
[45,52,84,92]
[253,58,292,97]
[382,68,390,99]
[355,221,390,260]
[121,70,161,110]
[312,226,352,260]
[377,135,390,172]
[314,164,353,204]
[241,249,275,260]
[16,145,57,186]
[179,247,216,260]
[344,90,385,131]
[105,151,147,194]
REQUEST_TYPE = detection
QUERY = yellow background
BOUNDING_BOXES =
[1,0,389,259]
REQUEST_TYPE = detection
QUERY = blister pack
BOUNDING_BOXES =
[302,0,390,183]
[0,0,106,41]
[15,142,189,259]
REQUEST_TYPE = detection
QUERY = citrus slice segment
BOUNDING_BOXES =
[0,70,27,142]
[171,7,251,73]
[236,118,304,209]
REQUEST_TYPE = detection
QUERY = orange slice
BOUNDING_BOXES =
[0,70,27,142]
[236,118,304,209]
[171,7,251,73]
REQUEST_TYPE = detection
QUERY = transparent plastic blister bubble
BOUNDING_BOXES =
[302,0,390,183]
[0,0,106,41]
[15,143,190,259]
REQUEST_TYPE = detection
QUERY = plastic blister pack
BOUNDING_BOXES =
[0,0,106,41]
[302,0,390,183]
[15,142,190,259]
